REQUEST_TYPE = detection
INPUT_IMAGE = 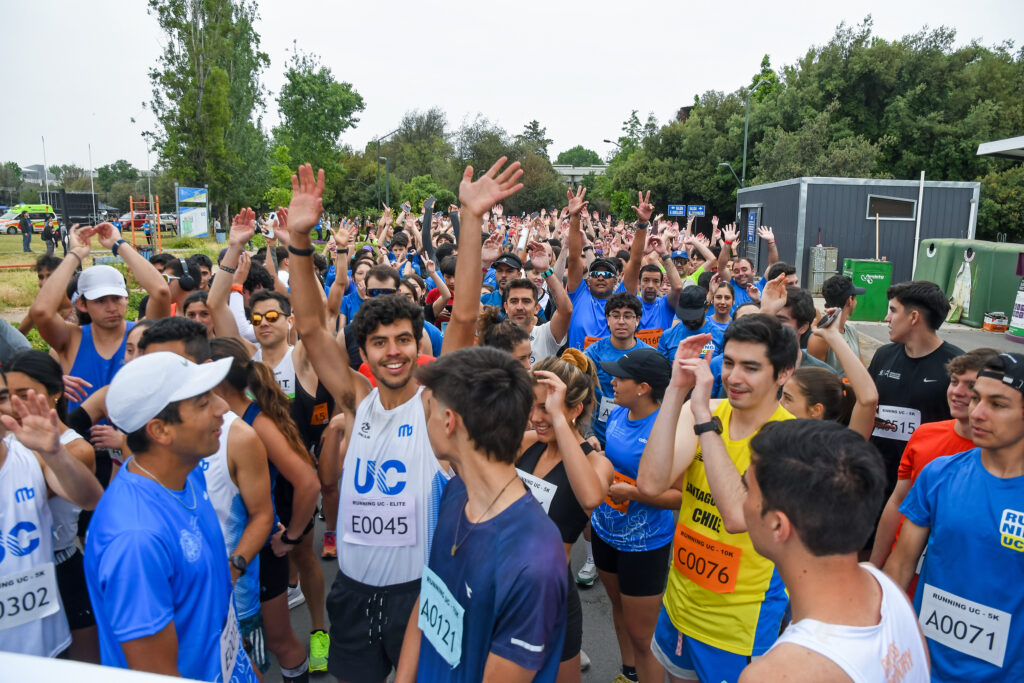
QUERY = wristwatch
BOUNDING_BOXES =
[541,268,554,279]
[693,417,723,436]
[229,554,248,575]
[281,530,302,545]
[112,239,128,257]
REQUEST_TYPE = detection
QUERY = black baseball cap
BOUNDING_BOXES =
[600,348,672,390]
[978,353,1024,396]
[590,257,619,274]
[493,252,523,271]
[675,286,709,323]
[822,275,866,308]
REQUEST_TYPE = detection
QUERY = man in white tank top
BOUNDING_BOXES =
[734,420,929,683]
[0,387,104,658]
[285,159,524,681]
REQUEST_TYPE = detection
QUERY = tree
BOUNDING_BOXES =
[147,0,269,218]
[0,162,23,206]
[49,164,88,188]
[273,47,365,195]
[978,165,1024,241]
[382,108,456,192]
[516,120,553,158]
[399,175,456,215]
[97,160,140,190]
[556,146,602,166]
[263,144,295,211]
[106,180,146,213]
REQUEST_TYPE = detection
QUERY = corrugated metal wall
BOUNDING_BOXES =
[735,183,799,275]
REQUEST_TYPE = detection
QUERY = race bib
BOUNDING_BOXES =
[516,469,556,514]
[342,495,416,546]
[583,336,602,349]
[636,328,663,347]
[597,396,616,423]
[220,599,241,683]
[919,584,1009,668]
[672,525,741,594]
[419,566,464,669]
[603,471,636,514]
[0,562,59,632]
[872,405,921,442]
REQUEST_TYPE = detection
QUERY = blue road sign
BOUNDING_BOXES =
[747,211,757,242]
[667,204,687,217]
[687,204,706,217]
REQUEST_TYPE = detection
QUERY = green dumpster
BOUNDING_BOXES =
[913,238,959,295]
[843,259,893,322]
[947,241,1024,328]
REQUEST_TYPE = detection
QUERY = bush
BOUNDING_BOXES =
[26,328,49,352]
[166,237,209,250]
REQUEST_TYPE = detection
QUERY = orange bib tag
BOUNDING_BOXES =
[604,471,636,513]
[635,328,663,347]
[311,402,329,425]
[672,525,742,594]
[583,335,602,349]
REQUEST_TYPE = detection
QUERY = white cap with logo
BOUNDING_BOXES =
[106,352,232,433]
[77,265,129,300]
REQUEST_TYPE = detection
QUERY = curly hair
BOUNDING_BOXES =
[532,349,599,428]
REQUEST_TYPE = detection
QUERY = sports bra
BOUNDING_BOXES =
[516,440,595,545]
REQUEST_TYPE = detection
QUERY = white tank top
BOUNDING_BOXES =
[0,435,72,657]
[199,412,259,619]
[338,387,449,586]
[253,346,296,399]
[769,564,929,683]
[48,428,88,553]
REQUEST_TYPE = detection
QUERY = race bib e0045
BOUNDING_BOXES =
[342,495,416,547]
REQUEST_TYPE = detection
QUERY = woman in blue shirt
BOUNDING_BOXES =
[591,348,679,683]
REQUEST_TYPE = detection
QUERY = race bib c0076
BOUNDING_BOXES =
[419,566,464,669]
[919,583,1009,668]
[342,495,416,547]
[0,562,59,631]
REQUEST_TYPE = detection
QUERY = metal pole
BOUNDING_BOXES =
[88,144,97,224]
[912,170,925,276]
[41,136,50,207]
[376,140,381,207]
[147,149,152,204]
[741,80,769,188]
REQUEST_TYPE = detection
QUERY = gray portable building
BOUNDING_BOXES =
[733,177,980,286]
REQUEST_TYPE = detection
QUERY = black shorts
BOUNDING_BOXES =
[274,475,315,536]
[258,544,290,602]
[326,571,420,682]
[591,532,671,597]
[561,570,583,661]
[55,548,95,630]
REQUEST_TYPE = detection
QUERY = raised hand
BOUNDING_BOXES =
[422,256,437,275]
[94,222,122,250]
[228,208,256,247]
[89,424,125,451]
[527,241,551,271]
[566,185,589,217]
[62,375,92,403]
[647,235,668,257]
[759,272,788,315]
[481,232,503,263]
[534,370,569,421]
[746,283,762,303]
[493,203,504,217]
[631,190,654,223]
[68,224,95,255]
[681,357,715,421]
[459,157,524,217]
[722,223,739,243]
[287,164,326,235]
[669,334,713,390]
[232,252,251,286]
[274,207,291,246]
[1,391,61,458]
[757,226,776,243]
[711,216,719,229]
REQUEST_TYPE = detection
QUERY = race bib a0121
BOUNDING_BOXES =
[419,566,464,669]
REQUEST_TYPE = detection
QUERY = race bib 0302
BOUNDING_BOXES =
[516,469,556,514]
[342,495,416,547]
[872,405,921,442]
[0,562,59,632]
[419,566,464,669]
[919,583,1010,668]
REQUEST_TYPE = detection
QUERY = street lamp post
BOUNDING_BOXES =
[378,157,390,208]
[374,128,400,207]
[741,80,770,188]
[718,162,741,187]
[602,138,622,149]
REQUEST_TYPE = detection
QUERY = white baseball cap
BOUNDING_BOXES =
[77,265,129,300]
[106,352,232,433]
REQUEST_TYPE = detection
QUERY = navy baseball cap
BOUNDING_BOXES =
[675,286,709,323]
[978,353,1024,396]
[600,348,672,390]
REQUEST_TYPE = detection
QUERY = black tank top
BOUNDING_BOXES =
[291,378,335,455]
[517,440,595,545]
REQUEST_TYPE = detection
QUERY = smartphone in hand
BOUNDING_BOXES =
[817,309,841,328]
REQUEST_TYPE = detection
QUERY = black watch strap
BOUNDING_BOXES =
[112,239,128,257]
[288,244,315,257]
[281,530,302,545]
[693,416,723,436]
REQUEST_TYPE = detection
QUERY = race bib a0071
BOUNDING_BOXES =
[919,583,1010,668]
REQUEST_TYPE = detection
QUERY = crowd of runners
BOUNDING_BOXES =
[0,157,1020,683]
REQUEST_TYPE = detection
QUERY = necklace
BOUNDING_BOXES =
[131,457,197,511]
[451,473,519,556]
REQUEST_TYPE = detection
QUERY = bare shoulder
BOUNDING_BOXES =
[741,644,851,683]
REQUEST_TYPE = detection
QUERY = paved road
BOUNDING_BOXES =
[854,319,1022,363]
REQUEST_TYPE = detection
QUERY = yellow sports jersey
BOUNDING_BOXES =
[663,400,793,655]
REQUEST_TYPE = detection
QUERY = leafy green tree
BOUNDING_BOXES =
[49,164,88,188]
[106,180,146,213]
[0,162,23,205]
[97,160,140,190]
[502,153,564,216]
[399,175,457,214]
[382,108,457,192]
[556,146,602,166]
[263,144,294,210]
[516,120,553,158]
[978,165,1024,241]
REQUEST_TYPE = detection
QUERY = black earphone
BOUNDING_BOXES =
[177,257,197,291]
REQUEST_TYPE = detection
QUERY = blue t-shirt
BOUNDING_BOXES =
[84,463,256,682]
[341,291,365,323]
[900,448,1024,682]
[567,281,626,350]
[480,289,503,309]
[584,337,652,445]
[704,314,730,341]
[590,407,675,552]
[709,353,725,399]
[483,267,497,290]
[417,476,566,682]
[657,318,722,362]
[424,320,443,357]
[731,278,754,314]
[68,322,136,413]
[638,295,676,332]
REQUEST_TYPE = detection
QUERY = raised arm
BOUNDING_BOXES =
[528,241,572,343]
[95,222,171,319]
[622,190,653,295]
[810,314,878,440]
[757,226,779,267]
[653,234,683,309]
[30,225,94,355]
[422,256,451,319]
[421,196,436,261]
[565,186,588,293]
[207,211,257,354]
[441,157,524,355]
[717,223,738,276]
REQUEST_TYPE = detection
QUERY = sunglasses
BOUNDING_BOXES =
[589,270,616,280]
[368,288,397,297]
[161,273,180,283]
[250,310,283,325]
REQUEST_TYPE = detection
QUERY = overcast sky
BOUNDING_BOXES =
[2,0,1021,174]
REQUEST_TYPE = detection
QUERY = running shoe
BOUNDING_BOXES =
[575,557,597,586]
[580,649,591,671]
[287,582,305,609]
[321,530,337,560]
[309,629,329,672]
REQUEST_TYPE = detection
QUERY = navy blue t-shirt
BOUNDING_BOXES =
[657,318,722,362]
[417,476,567,682]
